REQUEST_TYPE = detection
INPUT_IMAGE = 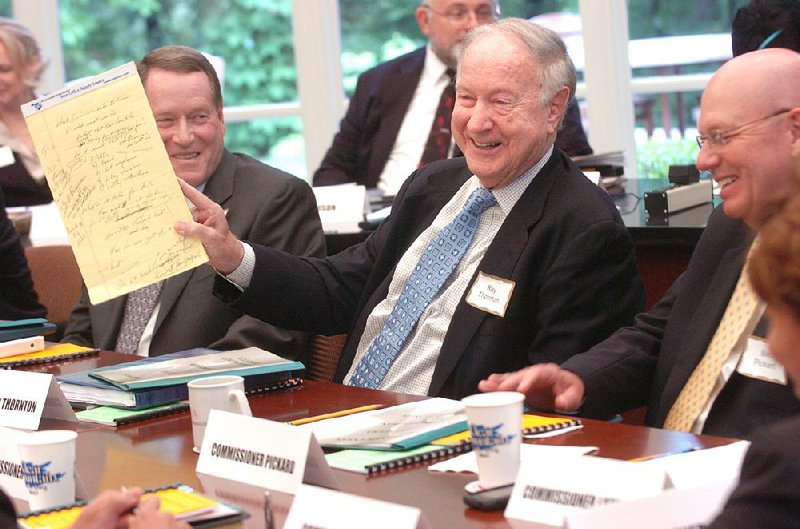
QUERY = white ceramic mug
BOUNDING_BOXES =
[188,375,252,453]
[461,391,524,489]
[17,429,78,510]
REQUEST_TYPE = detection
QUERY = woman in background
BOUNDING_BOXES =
[0,17,51,207]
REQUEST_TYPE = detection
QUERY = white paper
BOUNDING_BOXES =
[196,410,337,494]
[428,444,597,474]
[505,454,667,527]
[0,371,76,430]
[284,484,429,529]
[312,185,368,233]
[566,480,735,529]
[297,398,466,449]
[0,336,44,358]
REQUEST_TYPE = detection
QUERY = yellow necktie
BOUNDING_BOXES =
[663,245,762,432]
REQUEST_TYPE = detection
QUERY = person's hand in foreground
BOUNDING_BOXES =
[175,178,244,275]
[126,494,190,529]
[478,363,585,412]
[70,487,142,529]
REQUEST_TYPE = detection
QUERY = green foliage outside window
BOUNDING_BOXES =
[51,0,749,176]
[59,0,296,161]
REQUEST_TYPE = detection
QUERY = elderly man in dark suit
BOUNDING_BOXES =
[62,46,325,360]
[479,48,800,439]
[312,0,591,195]
[174,19,642,399]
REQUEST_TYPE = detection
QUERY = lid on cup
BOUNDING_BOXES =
[461,392,524,407]
[18,430,77,446]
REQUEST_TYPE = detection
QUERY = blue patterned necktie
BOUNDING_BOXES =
[350,187,496,388]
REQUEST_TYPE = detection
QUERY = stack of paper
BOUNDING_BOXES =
[0,319,57,359]
[298,398,467,450]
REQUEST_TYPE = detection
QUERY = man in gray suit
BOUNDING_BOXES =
[62,46,325,360]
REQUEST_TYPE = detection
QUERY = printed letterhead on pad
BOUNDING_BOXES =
[22,62,207,304]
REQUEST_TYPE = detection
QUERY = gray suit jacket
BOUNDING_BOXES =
[62,150,325,360]
[562,206,800,438]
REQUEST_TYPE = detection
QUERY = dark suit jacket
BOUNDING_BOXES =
[562,206,800,439]
[0,488,15,529]
[62,150,325,361]
[221,150,643,398]
[707,416,800,528]
[0,150,53,207]
[312,47,592,188]
[0,188,46,320]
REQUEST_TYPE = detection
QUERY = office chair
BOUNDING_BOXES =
[307,334,347,382]
[23,245,82,340]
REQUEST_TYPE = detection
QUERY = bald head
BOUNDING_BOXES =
[697,48,800,229]
[704,48,800,119]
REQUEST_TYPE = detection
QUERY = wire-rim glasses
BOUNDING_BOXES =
[422,3,499,25]
[696,108,791,149]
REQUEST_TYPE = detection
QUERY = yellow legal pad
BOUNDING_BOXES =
[0,343,97,367]
[18,485,219,529]
[431,413,582,446]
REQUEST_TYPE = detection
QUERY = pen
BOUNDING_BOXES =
[289,404,383,425]
[629,446,700,462]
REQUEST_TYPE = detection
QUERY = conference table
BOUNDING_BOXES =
[22,351,735,528]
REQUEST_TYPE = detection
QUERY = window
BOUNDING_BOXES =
[627,0,747,177]
[58,0,301,172]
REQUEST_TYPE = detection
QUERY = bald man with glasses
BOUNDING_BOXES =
[312,0,592,196]
[480,48,800,440]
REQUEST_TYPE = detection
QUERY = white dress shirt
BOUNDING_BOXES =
[377,45,453,196]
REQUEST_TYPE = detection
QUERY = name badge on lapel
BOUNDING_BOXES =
[466,272,515,317]
[737,336,787,385]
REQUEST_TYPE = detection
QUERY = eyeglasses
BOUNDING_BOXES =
[696,108,791,149]
[422,3,499,25]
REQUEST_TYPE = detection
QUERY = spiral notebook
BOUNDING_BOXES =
[17,483,247,529]
[431,414,582,447]
[325,442,473,475]
[0,343,98,368]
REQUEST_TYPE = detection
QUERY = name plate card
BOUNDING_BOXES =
[0,426,29,499]
[196,410,337,494]
[0,371,76,430]
[635,441,749,491]
[198,473,295,529]
[312,185,368,233]
[284,484,430,529]
[505,455,667,527]
[565,480,734,529]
